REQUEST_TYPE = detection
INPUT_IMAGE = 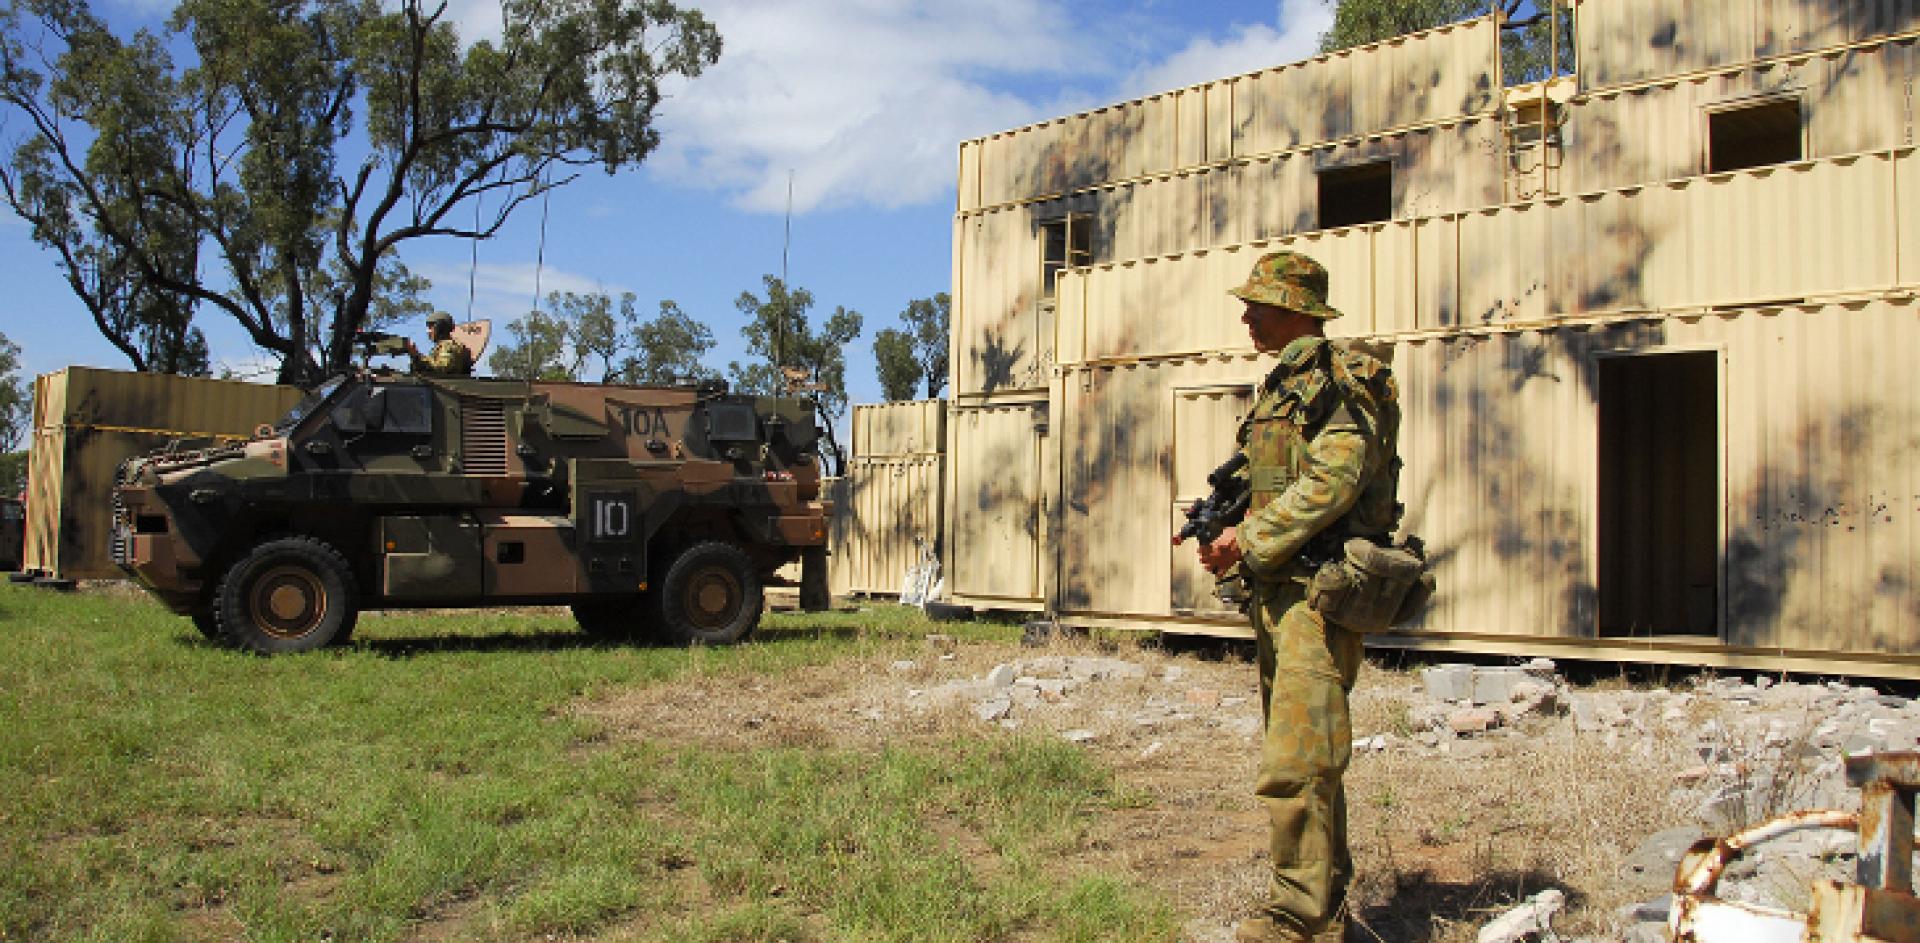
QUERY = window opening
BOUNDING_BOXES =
[1040,215,1092,301]
[1707,98,1802,173]
[1317,162,1393,230]
[1597,351,1719,637]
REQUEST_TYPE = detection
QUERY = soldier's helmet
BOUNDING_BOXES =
[1228,251,1343,320]
[425,311,455,328]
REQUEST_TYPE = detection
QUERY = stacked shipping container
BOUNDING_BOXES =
[927,0,1920,676]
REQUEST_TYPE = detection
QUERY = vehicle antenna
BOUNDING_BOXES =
[779,169,793,378]
[532,171,552,314]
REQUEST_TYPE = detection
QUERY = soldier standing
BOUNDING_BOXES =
[1195,251,1403,943]
[406,311,474,377]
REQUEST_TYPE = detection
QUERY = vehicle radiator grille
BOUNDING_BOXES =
[461,397,510,476]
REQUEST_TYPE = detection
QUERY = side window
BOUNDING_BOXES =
[1707,97,1802,173]
[1040,214,1092,301]
[379,386,434,436]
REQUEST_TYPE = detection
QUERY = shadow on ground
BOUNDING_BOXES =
[1354,868,1571,943]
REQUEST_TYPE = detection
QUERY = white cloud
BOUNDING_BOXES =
[648,0,1082,214]
[412,261,616,324]
[1119,1,1335,99]
[413,0,1335,216]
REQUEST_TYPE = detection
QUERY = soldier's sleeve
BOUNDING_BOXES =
[428,340,471,374]
[1235,424,1372,580]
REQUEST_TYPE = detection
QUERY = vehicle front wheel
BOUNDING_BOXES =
[214,537,358,655]
[651,541,762,646]
[189,607,223,642]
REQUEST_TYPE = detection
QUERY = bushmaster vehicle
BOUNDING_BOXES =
[112,370,831,654]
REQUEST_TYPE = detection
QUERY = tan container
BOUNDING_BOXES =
[828,401,948,597]
[23,367,302,581]
[1565,36,1918,194]
[946,401,1047,610]
[1574,0,1919,92]
[956,15,1500,212]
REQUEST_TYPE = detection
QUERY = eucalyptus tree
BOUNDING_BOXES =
[0,0,720,383]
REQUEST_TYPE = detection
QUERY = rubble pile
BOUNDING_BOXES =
[877,643,1920,941]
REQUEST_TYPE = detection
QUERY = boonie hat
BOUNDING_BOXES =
[1228,251,1343,320]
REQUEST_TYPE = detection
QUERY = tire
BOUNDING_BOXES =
[571,599,643,641]
[650,541,762,646]
[213,537,358,655]
[189,607,224,641]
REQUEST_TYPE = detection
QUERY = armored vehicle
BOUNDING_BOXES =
[112,371,831,654]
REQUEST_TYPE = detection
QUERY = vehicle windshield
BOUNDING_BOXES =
[272,376,348,434]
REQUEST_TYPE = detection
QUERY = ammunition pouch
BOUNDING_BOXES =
[1306,537,1434,632]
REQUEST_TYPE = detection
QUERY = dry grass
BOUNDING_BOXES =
[569,630,1743,943]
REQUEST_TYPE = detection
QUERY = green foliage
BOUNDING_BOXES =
[728,275,862,474]
[1319,0,1572,84]
[488,291,716,383]
[873,327,919,401]
[873,292,949,402]
[0,587,1179,942]
[0,331,24,453]
[0,452,22,497]
[0,0,722,383]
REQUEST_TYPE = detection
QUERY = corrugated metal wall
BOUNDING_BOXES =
[1055,147,1915,352]
[947,401,1046,608]
[1575,0,1920,90]
[955,15,1500,214]
[1566,34,1918,192]
[830,401,945,597]
[24,368,302,581]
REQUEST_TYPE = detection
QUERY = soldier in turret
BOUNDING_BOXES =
[405,311,473,377]
[1195,251,1403,943]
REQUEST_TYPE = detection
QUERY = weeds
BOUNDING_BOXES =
[0,585,1176,942]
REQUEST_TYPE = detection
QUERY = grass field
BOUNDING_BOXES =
[0,584,1179,942]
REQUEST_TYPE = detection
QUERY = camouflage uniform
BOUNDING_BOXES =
[1229,253,1401,941]
[412,314,474,377]
[413,337,473,377]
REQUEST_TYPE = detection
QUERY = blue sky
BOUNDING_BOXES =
[0,0,1339,405]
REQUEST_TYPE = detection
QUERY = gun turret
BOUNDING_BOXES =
[1173,451,1250,546]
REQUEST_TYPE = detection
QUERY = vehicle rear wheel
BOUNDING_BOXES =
[214,537,358,655]
[571,599,643,640]
[651,541,761,646]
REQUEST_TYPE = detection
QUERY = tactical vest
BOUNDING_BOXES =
[1239,339,1402,548]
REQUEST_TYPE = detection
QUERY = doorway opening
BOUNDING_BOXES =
[1597,351,1719,637]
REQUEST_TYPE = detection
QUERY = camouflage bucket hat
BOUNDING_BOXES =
[1228,250,1343,319]
[426,311,455,327]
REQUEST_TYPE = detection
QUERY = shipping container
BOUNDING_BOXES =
[1575,0,1920,91]
[828,401,946,597]
[23,368,302,582]
[1564,35,1917,193]
[940,0,1920,677]
[956,15,1501,213]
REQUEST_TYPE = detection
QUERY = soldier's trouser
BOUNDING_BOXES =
[1251,578,1363,939]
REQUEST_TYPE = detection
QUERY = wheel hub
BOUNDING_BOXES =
[249,565,326,639]
[686,568,740,629]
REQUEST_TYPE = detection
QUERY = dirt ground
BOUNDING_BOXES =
[572,630,1719,943]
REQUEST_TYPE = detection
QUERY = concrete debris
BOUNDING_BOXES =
[985,663,1017,688]
[975,696,1012,722]
[1061,729,1097,744]
[1185,688,1222,708]
[1620,828,1704,892]
[1139,740,1164,759]
[1352,734,1388,754]
[1474,887,1565,943]
[889,660,917,672]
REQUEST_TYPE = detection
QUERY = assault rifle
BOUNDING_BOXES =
[1173,451,1250,547]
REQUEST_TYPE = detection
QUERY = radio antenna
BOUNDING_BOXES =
[778,169,793,376]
